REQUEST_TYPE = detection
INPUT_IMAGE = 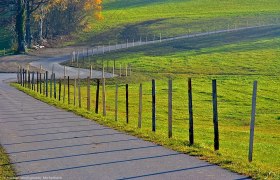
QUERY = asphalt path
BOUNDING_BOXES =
[0,74,251,179]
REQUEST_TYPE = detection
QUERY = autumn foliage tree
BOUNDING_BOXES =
[0,0,103,53]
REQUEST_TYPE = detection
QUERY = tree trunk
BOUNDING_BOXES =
[25,0,31,48]
[16,0,26,53]
[38,6,44,43]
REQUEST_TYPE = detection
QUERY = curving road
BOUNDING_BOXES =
[29,23,279,79]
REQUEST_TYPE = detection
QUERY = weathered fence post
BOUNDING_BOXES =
[152,79,156,132]
[90,65,93,79]
[168,79,173,138]
[68,76,70,105]
[50,73,53,98]
[249,81,258,162]
[212,79,219,151]
[188,78,194,145]
[78,78,81,108]
[102,78,106,116]
[39,73,42,94]
[63,75,66,103]
[87,77,91,111]
[28,71,30,89]
[95,79,100,114]
[46,71,48,97]
[120,64,122,77]
[138,83,142,128]
[74,78,76,106]
[59,78,61,101]
[32,72,35,91]
[115,84,118,121]
[126,84,129,123]
[43,73,46,95]
[54,73,56,99]
[36,72,39,92]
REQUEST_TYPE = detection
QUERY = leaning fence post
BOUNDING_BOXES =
[168,79,172,138]
[115,84,118,121]
[102,78,106,116]
[188,78,194,145]
[212,79,219,151]
[87,77,91,111]
[126,84,129,123]
[138,83,143,128]
[152,79,156,132]
[249,81,258,162]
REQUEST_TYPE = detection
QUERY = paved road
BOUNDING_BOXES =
[0,74,250,179]
[29,24,278,79]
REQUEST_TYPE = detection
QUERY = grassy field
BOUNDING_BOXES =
[16,25,280,179]
[10,0,280,179]
[74,0,280,46]
[13,74,280,179]
[0,145,16,179]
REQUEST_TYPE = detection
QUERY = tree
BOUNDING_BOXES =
[16,0,26,53]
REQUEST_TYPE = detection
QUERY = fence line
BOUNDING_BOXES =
[17,68,260,163]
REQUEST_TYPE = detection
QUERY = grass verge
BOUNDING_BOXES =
[12,82,280,179]
[0,145,16,180]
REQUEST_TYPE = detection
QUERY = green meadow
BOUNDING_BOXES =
[77,0,280,45]
[9,0,280,179]
[18,25,280,179]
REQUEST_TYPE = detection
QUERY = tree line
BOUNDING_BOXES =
[0,0,103,53]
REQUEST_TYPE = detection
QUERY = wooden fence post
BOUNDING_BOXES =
[212,79,219,151]
[152,79,156,132]
[50,73,53,98]
[120,64,122,77]
[74,78,76,106]
[168,79,172,138]
[87,77,91,111]
[90,65,93,79]
[102,78,106,116]
[54,73,56,99]
[115,84,118,121]
[95,79,100,114]
[32,72,35,91]
[249,81,258,162]
[36,72,39,92]
[78,78,81,108]
[63,76,66,103]
[68,76,70,105]
[126,84,129,123]
[22,69,24,87]
[59,78,61,101]
[138,83,142,128]
[39,73,42,94]
[28,71,30,89]
[43,73,46,95]
[46,71,48,97]
[188,78,194,145]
